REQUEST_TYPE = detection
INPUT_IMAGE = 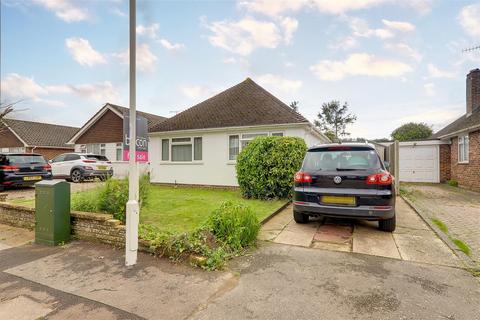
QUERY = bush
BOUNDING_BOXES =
[98,175,150,222]
[72,191,100,212]
[236,136,307,199]
[447,179,458,187]
[205,201,260,250]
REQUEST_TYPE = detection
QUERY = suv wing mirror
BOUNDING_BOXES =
[384,161,390,171]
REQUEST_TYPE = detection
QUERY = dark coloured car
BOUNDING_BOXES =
[293,143,396,232]
[0,153,52,191]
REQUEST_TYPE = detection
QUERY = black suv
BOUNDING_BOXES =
[293,143,396,232]
[0,153,52,191]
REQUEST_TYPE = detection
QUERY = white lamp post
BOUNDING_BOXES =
[125,0,139,266]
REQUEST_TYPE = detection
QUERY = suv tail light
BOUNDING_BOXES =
[366,173,393,185]
[83,159,96,163]
[43,164,51,172]
[0,165,19,172]
[294,171,312,183]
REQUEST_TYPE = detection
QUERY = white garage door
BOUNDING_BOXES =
[399,145,439,183]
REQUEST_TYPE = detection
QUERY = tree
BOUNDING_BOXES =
[289,100,299,112]
[314,101,356,141]
[391,122,433,141]
[0,102,14,134]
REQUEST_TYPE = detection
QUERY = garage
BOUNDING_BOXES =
[398,141,443,183]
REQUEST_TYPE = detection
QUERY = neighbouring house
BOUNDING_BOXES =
[67,103,167,177]
[0,119,78,159]
[148,78,330,187]
[394,69,480,191]
[431,68,480,191]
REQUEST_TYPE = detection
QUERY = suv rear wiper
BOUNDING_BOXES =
[336,168,366,171]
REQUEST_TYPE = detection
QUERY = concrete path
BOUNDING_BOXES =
[0,224,34,251]
[402,183,480,264]
[1,227,479,319]
[260,197,461,267]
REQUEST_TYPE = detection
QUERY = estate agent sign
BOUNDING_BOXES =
[123,112,149,162]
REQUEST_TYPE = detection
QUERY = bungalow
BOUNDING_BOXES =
[149,78,330,187]
[67,103,167,177]
[431,68,480,191]
[0,119,78,159]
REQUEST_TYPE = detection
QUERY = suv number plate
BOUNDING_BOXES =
[321,195,356,206]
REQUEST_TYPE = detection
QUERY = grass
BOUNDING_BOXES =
[452,238,471,256]
[431,218,449,234]
[8,185,286,233]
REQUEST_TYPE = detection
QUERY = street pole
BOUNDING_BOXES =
[125,0,139,267]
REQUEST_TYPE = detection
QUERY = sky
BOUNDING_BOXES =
[1,0,480,139]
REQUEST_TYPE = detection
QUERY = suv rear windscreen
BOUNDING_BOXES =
[303,148,381,171]
[0,154,47,165]
[85,155,109,161]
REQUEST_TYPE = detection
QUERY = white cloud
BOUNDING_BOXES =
[310,53,413,81]
[136,23,160,39]
[424,83,435,96]
[159,39,185,51]
[238,0,307,17]
[349,17,394,39]
[33,0,89,22]
[382,19,415,32]
[311,0,387,15]
[0,73,119,107]
[458,4,480,38]
[180,85,220,102]
[385,43,422,62]
[401,0,434,15]
[256,74,302,94]
[222,57,238,64]
[114,43,158,73]
[427,63,455,79]
[206,16,296,56]
[328,36,358,50]
[65,37,106,67]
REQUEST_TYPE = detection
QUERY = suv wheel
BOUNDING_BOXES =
[70,169,83,183]
[379,215,396,232]
[293,211,309,224]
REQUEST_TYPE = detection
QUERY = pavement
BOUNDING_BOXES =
[401,183,480,264]
[259,197,461,268]
[1,220,480,319]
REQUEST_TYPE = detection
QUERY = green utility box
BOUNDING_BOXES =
[35,180,71,246]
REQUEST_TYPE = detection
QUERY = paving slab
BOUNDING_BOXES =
[4,241,233,320]
[314,224,353,244]
[311,241,351,252]
[0,224,34,248]
[395,197,430,230]
[273,220,318,247]
[0,295,52,320]
[353,225,401,259]
[393,231,461,267]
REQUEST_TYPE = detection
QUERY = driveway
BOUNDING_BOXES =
[401,183,480,264]
[260,197,461,267]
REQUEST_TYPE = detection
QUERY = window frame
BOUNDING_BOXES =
[458,134,469,164]
[115,142,123,161]
[160,136,203,163]
[228,131,286,161]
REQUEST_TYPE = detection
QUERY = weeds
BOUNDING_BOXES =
[431,218,449,233]
[431,218,471,257]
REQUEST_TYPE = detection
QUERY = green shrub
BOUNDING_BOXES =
[447,179,458,187]
[236,136,307,199]
[72,191,100,212]
[98,175,150,222]
[205,201,260,250]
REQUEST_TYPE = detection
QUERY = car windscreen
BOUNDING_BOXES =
[303,148,382,171]
[86,155,109,161]
[2,155,47,165]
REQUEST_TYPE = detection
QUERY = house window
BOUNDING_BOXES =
[86,143,100,154]
[229,132,275,160]
[100,143,106,156]
[162,139,169,161]
[271,132,284,137]
[116,143,123,161]
[240,133,268,149]
[162,137,202,162]
[458,134,469,163]
[229,135,240,160]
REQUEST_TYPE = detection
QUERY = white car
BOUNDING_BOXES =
[50,153,113,183]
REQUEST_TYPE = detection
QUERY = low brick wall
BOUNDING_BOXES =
[0,203,127,247]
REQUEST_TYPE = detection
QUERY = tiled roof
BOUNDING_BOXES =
[150,78,309,132]
[3,119,79,147]
[107,103,167,130]
[431,108,480,138]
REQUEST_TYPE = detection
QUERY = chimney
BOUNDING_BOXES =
[466,68,480,115]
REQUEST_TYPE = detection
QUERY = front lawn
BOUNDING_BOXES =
[9,185,286,233]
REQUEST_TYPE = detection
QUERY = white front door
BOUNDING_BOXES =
[399,145,439,183]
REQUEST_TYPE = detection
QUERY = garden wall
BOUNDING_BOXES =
[0,202,130,247]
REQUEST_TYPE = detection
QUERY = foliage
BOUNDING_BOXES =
[205,201,260,250]
[72,191,100,212]
[97,175,150,222]
[289,100,299,112]
[452,238,471,256]
[391,122,433,141]
[314,100,356,141]
[236,136,307,199]
[0,101,15,133]
[447,179,458,187]
[431,218,448,233]
[139,201,260,270]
